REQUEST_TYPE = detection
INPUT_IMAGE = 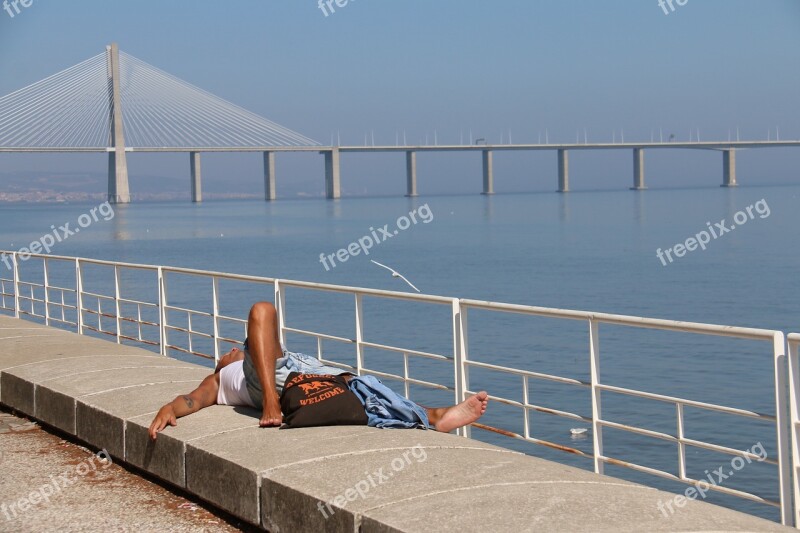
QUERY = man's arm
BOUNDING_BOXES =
[149,373,219,440]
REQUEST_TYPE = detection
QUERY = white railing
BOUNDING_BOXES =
[0,250,794,526]
[788,333,800,526]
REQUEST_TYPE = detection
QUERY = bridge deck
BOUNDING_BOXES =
[0,316,789,532]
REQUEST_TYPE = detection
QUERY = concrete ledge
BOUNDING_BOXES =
[187,444,262,525]
[77,402,126,458]
[126,406,260,489]
[0,371,35,416]
[36,386,75,433]
[185,424,505,527]
[125,419,187,487]
[265,481,355,532]
[0,315,791,532]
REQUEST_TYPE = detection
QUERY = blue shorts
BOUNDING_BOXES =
[347,375,430,429]
[241,342,346,409]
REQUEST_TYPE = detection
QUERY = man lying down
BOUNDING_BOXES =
[149,302,488,439]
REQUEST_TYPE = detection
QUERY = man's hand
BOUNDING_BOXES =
[260,391,283,427]
[149,405,178,440]
[146,374,220,441]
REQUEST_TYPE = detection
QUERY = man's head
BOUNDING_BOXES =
[214,347,245,373]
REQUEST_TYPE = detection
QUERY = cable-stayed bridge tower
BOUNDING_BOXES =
[107,43,130,203]
[0,43,320,203]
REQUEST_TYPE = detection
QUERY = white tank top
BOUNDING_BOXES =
[217,360,256,407]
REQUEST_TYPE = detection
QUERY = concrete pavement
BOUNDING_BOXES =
[0,409,253,532]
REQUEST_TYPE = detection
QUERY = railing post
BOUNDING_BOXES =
[212,276,221,363]
[772,332,792,526]
[403,352,411,399]
[43,257,50,326]
[187,312,194,355]
[12,252,20,319]
[273,280,286,347]
[589,319,604,474]
[355,293,364,376]
[136,304,143,343]
[114,264,122,344]
[676,404,686,480]
[97,294,102,332]
[157,267,167,356]
[452,299,470,438]
[788,335,800,528]
[75,258,83,335]
[522,376,530,440]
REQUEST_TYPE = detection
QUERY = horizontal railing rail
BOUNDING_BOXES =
[0,250,794,526]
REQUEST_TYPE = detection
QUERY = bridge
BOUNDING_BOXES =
[1,44,799,203]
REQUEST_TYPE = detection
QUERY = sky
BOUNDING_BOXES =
[0,0,799,197]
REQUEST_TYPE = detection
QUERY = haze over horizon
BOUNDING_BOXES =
[1,0,798,198]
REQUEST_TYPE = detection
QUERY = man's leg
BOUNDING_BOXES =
[247,302,284,427]
[424,392,489,433]
[349,374,490,431]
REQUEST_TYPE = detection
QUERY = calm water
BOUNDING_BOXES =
[1,184,798,521]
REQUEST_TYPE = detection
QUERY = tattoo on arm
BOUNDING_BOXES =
[183,395,195,409]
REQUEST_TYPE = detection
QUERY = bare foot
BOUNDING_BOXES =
[434,391,488,433]
[259,393,283,427]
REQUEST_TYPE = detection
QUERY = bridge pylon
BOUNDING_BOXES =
[106,43,131,204]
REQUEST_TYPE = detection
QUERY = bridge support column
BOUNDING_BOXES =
[631,148,646,190]
[107,152,130,204]
[324,148,341,199]
[722,150,737,187]
[264,151,276,201]
[406,151,418,197]
[482,150,494,195]
[190,152,202,203]
[557,149,569,192]
[107,43,130,204]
